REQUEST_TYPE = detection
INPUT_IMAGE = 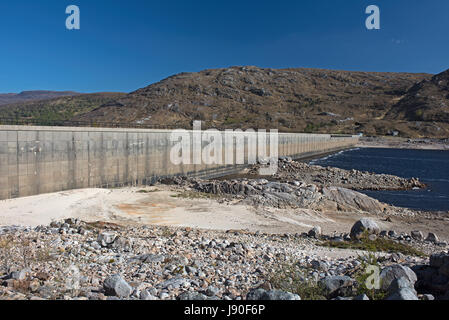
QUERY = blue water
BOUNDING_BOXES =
[309,148,449,212]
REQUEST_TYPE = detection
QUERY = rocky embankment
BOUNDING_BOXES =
[246,157,425,191]
[0,218,447,300]
[167,175,414,216]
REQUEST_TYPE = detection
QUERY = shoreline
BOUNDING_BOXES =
[357,136,449,150]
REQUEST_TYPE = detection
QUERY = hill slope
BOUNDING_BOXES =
[75,66,447,137]
[386,69,449,123]
[2,67,449,138]
[0,93,126,123]
[0,91,80,106]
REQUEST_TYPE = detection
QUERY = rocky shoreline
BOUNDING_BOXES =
[245,157,425,191]
[357,137,449,150]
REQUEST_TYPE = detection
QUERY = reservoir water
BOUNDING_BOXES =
[309,148,449,212]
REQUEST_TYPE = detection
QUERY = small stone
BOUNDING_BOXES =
[205,286,220,297]
[140,290,158,300]
[308,226,322,238]
[97,231,117,247]
[425,233,439,243]
[246,288,300,300]
[103,275,132,298]
[411,230,424,241]
[178,292,208,300]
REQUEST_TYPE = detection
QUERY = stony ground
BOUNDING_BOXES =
[0,218,448,300]
[1,157,448,300]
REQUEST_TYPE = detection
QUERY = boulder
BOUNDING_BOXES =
[322,187,386,213]
[380,265,417,291]
[387,277,417,296]
[350,218,380,240]
[103,275,132,298]
[319,276,355,298]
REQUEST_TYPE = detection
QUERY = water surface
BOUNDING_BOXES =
[309,148,449,212]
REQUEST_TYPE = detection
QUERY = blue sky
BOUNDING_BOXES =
[0,0,448,93]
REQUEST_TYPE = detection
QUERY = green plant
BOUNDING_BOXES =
[269,263,327,300]
[320,234,425,257]
[352,253,387,300]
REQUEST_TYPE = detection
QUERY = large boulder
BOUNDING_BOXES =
[380,265,417,291]
[322,187,386,213]
[246,289,300,300]
[350,218,380,240]
[103,275,132,298]
[387,277,417,296]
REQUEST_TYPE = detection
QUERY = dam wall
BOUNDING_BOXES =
[0,125,359,200]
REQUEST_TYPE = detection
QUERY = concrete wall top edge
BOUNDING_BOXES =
[0,125,360,138]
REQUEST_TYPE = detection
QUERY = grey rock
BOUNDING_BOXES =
[311,260,328,271]
[139,254,166,264]
[140,290,158,300]
[320,276,355,298]
[426,233,439,243]
[350,218,380,240]
[308,226,322,238]
[205,286,220,297]
[103,275,132,298]
[388,277,417,295]
[386,288,419,300]
[9,268,31,281]
[246,288,300,300]
[380,265,417,291]
[411,230,424,241]
[160,277,190,289]
[97,231,117,247]
[178,292,209,300]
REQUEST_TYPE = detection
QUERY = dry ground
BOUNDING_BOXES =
[1,185,448,242]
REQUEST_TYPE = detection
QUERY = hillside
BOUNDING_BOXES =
[0,90,80,106]
[386,69,449,123]
[74,66,449,137]
[2,66,449,137]
[0,93,126,124]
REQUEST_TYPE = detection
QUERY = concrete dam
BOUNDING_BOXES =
[0,125,359,200]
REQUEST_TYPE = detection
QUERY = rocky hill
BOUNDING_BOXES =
[0,91,80,106]
[2,66,449,137]
[73,66,449,137]
[386,69,449,123]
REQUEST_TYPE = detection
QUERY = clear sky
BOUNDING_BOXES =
[0,0,448,93]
